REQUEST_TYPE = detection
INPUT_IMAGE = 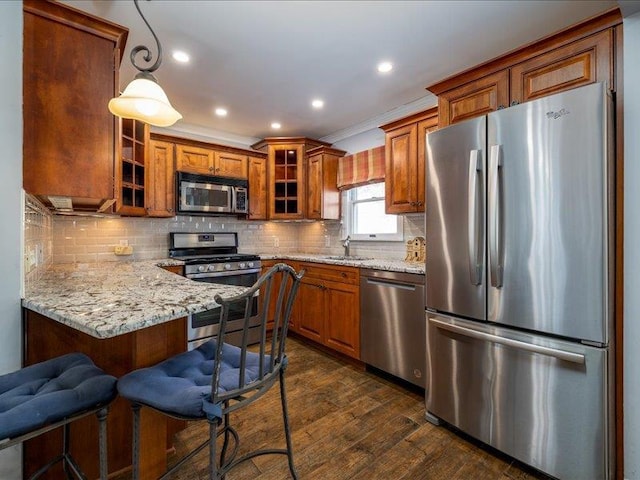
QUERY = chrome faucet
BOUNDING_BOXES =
[342,235,351,257]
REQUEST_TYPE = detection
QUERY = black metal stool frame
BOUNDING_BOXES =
[128,263,304,480]
[0,404,111,480]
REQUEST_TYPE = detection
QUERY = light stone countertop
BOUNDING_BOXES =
[22,259,247,340]
[22,254,423,340]
[258,253,425,275]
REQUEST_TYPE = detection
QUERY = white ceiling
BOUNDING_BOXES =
[62,0,619,147]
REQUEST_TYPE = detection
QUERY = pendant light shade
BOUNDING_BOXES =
[108,72,182,127]
[108,0,181,127]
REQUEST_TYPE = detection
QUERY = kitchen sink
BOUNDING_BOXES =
[323,255,372,261]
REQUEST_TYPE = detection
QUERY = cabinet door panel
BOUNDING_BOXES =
[296,280,324,342]
[438,70,509,127]
[511,30,612,103]
[416,116,439,213]
[385,124,418,214]
[248,157,268,220]
[175,145,214,175]
[306,154,322,219]
[146,140,175,217]
[324,282,360,359]
[215,151,248,179]
[23,4,123,203]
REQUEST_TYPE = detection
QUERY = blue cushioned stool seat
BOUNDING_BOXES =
[0,352,117,480]
[0,352,117,440]
[118,340,271,419]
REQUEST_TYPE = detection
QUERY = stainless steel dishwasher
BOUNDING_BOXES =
[360,268,426,388]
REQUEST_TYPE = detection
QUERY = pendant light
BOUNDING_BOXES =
[108,0,182,127]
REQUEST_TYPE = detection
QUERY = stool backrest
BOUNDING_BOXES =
[211,263,304,412]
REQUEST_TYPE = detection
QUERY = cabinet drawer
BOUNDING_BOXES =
[299,262,359,285]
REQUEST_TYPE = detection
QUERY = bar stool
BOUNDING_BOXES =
[118,262,304,480]
[0,352,117,479]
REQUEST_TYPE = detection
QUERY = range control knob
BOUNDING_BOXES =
[208,265,217,272]
[224,263,232,270]
[197,265,206,273]
[247,261,254,268]
[239,263,246,269]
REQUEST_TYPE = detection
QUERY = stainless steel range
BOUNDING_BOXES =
[169,232,262,349]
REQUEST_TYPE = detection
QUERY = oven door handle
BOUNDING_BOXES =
[186,268,262,280]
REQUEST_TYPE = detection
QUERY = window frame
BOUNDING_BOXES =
[343,183,404,242]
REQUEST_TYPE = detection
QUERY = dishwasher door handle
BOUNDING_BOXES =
[365,278,416,291]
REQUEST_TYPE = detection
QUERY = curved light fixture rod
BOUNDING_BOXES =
[130,0,162,74]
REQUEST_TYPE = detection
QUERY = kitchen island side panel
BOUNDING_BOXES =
[23,309,187,480]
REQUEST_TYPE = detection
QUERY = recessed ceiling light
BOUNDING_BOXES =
[377,61,393,73]
[311,99,324,109]
[172,50,190,63]
[215,107,228,117]
[271,122,281,130]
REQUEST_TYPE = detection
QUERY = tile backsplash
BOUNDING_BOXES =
[23,194,53,291]
[51,213,424,264]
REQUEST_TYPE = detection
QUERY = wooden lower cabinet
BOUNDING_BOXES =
[296,262,360,359]
[261,260,360,359]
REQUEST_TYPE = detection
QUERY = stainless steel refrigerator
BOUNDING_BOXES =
[424,82,613,480]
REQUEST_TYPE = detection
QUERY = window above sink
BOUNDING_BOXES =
[343,183,404,242]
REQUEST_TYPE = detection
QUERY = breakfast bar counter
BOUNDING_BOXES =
[21,259,246,480]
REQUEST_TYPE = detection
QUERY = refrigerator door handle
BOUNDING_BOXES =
[467,149,482,285]
[430,317,585,364]
[489,144,503,288]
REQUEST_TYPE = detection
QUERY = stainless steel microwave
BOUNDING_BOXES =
[176,172,248,215]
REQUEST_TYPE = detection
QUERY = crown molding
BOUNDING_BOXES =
[319,93,438,144]
[151,122,261,150]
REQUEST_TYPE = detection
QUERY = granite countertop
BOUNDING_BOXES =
[22,259,247,340]
[258,253,425,275]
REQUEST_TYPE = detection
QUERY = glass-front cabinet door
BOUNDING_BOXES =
[268,144,305,219]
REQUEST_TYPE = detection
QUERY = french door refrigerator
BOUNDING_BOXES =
[424,82,613,480]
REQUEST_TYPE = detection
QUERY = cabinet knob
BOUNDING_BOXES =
[511,100,520,106]
[497,105,506,110]
[417,201,424,207]
[168,208,173,213]
[209,166,214,172]
[341,272,347,277]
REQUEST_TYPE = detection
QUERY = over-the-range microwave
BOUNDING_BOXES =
[176,171,248,215]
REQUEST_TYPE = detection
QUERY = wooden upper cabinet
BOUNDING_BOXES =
[385,123,417,214]
[22,0,128,210]
[428,8,620,128]
[175,145,214,175]
[175,144,247,179]
[269,144,306,219]
[438,70,509,126]
[510,30,612,104]
[115,118,148,216]
[215,151,248,179]
[247,156,268,220]
[381,107,438,214]
[416,114,439,211]
[146,140,176,217]
[305,146,346,220]
[251,137,331,220]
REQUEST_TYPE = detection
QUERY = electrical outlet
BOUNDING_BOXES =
[119,239,129,246]
[274,237,279,248]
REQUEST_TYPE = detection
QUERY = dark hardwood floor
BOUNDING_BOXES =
[121,336,550,479]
